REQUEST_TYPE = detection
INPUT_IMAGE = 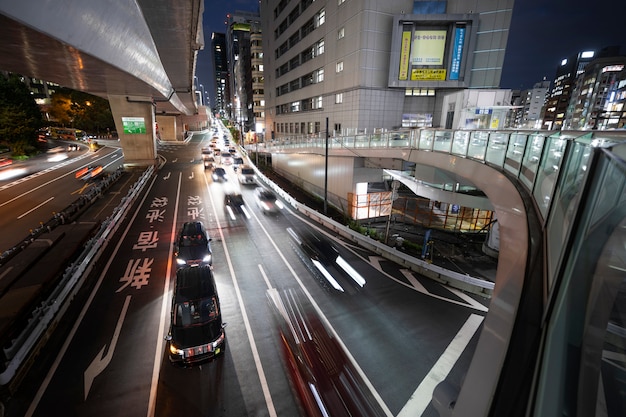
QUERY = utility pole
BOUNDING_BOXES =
[324,117,329,215]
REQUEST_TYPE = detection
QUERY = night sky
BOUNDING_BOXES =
[196,0,626,104]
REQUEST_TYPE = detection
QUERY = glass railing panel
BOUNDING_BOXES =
[485,131,508,167]
[467,130,488,161]
[355,134,370,148]
[389,132,410,147]
[504,132,528,176]
[451,130,470,156]
[433,130,453,152]
[418,129,434,150]
[533,134,567,219]
[545,141,592,290]
[534,149,626,417]
[520,132,546,191]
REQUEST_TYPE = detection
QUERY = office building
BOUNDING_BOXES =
[563,55,626,130]
[542,46,620,130]
[211,32,230,119]
[260,0,515,139]
[226,11,265,142]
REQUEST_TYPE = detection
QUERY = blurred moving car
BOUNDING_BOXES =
[254,187,283,214]
[174,221,212,267]
[288,228,366,292]
[201,146,213,159]
[212,167,227,182]
[75,165,104,181]
[224,192,250,220]
[203,156,215,170]
[238,165,256,185]
[165,266,226,366]
[221,152,233,165]
[267,288,386,417]
[0,157,13,168]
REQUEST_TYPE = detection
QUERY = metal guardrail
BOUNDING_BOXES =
[0,166,154,387]
[249,160,494,297]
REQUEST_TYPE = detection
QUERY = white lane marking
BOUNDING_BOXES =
[204,170,278,417]
[147,173,181,417]
[26,170,162,417]
[397,313,484,417]
[244,207,394,416]
[448,287,489,311]
[17,196,54,219]
[401,268,428,292]
[369,256,488,313]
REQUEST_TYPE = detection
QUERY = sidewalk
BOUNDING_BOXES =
[258,166,498,282]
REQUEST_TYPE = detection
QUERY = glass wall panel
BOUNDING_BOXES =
[451,130,470,156]
[520,133,546,191]
[504,132,527,176]
[533,135,566,218]
[485,132,508,167]
[433,131,453,152]
[545,141,592,292]
[467,131,488,160]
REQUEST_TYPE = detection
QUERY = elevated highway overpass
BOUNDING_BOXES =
[0,0,206,164]
[253,128,626,416]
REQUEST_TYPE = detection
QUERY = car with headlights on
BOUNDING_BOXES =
[165,266,226,366]
[174,221,212,267]
[254,187,283,214]
[224,192,250,220]
[238,165,256,185]
[212,167,227,182]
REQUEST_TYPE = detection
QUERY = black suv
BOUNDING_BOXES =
[174,221,212,267]
[165,266,226,365]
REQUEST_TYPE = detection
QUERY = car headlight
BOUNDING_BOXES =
[203,254,212,263]
[212,332,225,348]
[169,342,183,356]
[176,258,186,266]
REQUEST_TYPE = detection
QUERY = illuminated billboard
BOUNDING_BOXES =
[389,15,477,88]
[410,30,447,66]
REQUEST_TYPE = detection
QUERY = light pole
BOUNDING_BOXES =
[199,84,206,106]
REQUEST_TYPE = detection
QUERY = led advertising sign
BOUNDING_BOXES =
[410,30,447,66]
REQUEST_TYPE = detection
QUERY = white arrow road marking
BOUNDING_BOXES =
[368,256,488,312]
[163,172,171,180]
[401,269,428,292]
[189,171,194,179]
[84,295,131,400]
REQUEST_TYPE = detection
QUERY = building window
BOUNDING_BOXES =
[317,39,325,56]
[291,101,300,112]
[316,68,324,83]
[315,8,325,27]
[336,61,344,73]
[335,93,343,104]
[316,96,323,109]
[338,27,345,39]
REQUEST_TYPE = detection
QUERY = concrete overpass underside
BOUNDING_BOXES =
[0,0,204,165]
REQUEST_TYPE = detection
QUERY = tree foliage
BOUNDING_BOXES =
[0,74,44,156]
[49,88,115,135]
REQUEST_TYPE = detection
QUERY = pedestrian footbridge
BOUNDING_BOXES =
[256,128,626,417]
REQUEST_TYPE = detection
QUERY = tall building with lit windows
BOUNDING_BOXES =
[541,46,621,130]
[226,11,265,142]
[260,0,515,139]
[211,32,229,118]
